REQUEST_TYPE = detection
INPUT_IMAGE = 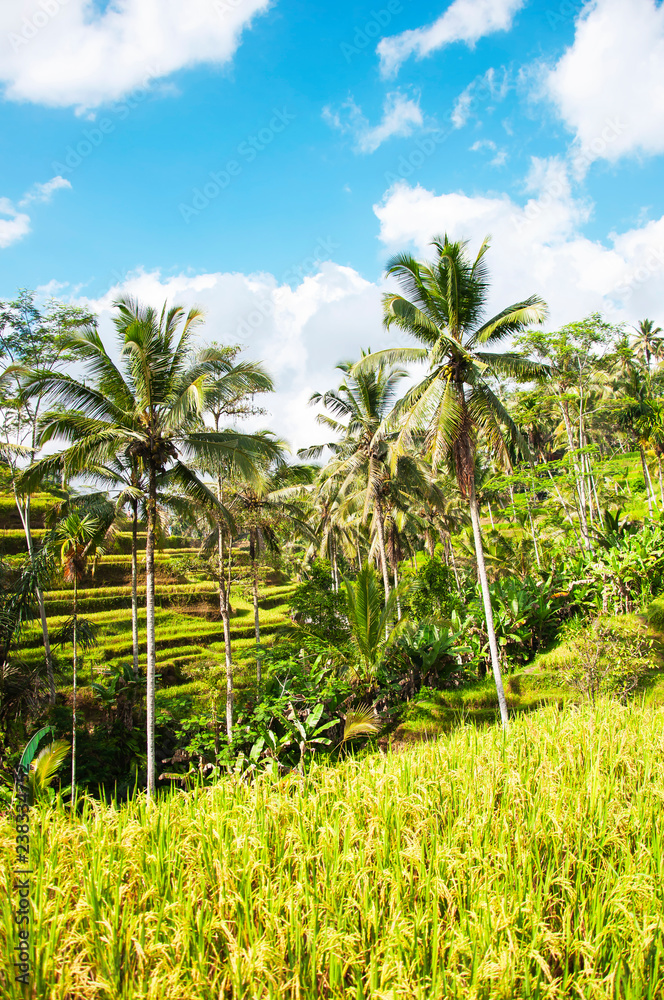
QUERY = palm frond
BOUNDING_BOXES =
[342,703,380,743]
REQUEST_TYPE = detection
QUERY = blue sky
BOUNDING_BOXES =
[1,0,664,448]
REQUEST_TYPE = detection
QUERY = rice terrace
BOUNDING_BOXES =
[2,0,664,997]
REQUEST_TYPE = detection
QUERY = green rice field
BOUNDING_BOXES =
[1,701,663,999]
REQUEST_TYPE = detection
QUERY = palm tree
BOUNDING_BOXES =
[19,298,280,800]
[55,511,99,795]
[309,358,409,601]
[353,235,547,726]
[230,462,314,693]
[200,350,275,738]
[344,563,401,688]
[631,319,663,371]
[615,364,660,518]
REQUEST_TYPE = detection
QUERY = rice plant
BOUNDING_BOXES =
[1,701,663,999]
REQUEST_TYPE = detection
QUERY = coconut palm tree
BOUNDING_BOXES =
[230,461,314,693]
[309,357,409,601]
[55,511,100,794]
[615,364,661,518]
[631,319,663,371]
[200,350,275,738]
[18,297,281,800]
[352,235,547,726]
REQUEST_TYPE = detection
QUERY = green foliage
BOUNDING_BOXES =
[406,555,462,622]
[52,616,99,650]
[399,619,471,683]
[28,739,70,804]
[557,615,654,702]
[344,563,402,684]
[288,560,348,643]
[18,725,53,772]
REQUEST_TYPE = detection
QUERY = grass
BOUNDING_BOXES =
[1,701,663,999]
[398,672,565,737]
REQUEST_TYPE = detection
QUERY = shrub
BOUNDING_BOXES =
[406,556,463,622]
[558,615,654,701]
[288,561,349,643]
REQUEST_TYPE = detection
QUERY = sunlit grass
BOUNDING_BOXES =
[1,702,663,999]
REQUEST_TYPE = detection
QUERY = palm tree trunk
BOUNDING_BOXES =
[216,477,233,738]
[251,530,261,693]
[373,499,391,602]
[640,445,654,518]
[145,464,158,802]
[559,399,591,548]
[71,575,78,795]
[645,454,658,510]
[331,536,339,593]
[131,499,139,677]
[218,528,234,740]
[16,492,55,704]
[658,454,664,507]
[469,488,509,728]
[393,563,401,619]
[528,508,541,570]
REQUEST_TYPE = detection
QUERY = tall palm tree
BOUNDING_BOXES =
[230,462,314,692]
[353,235,547,726]
[55,511,99,795]
[201,350,275,737]
[19,297,280,800]
[615,364,661,518]
[631,319,663,371]
[309,357,409,601]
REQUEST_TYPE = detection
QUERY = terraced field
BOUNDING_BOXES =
[7,498,296,712]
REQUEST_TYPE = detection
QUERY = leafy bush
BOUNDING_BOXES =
[405,556,463,622]
[557,615,654,701]
[289,561,349,643]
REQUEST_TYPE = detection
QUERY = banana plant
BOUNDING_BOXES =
[286,701,338,771]
[400,620,471,681]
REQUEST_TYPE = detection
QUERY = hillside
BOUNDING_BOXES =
[4,499,297,725]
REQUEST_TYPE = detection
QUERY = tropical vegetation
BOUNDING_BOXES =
[1,235,664,997]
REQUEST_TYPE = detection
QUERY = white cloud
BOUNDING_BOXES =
[452,88,474,129]
[374,170,664,330]
[378,0,525,77]
[451,67,510,129]
[470,139,508,166]
[0,174,72,249]
[323,91,424,154]
[545,0,664,170]
[19,175,71,207]
[0,197,30,249]
[77,262,390,452]
[0,0,271,111]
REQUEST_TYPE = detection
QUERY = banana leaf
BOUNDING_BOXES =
[18,726,53,773]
